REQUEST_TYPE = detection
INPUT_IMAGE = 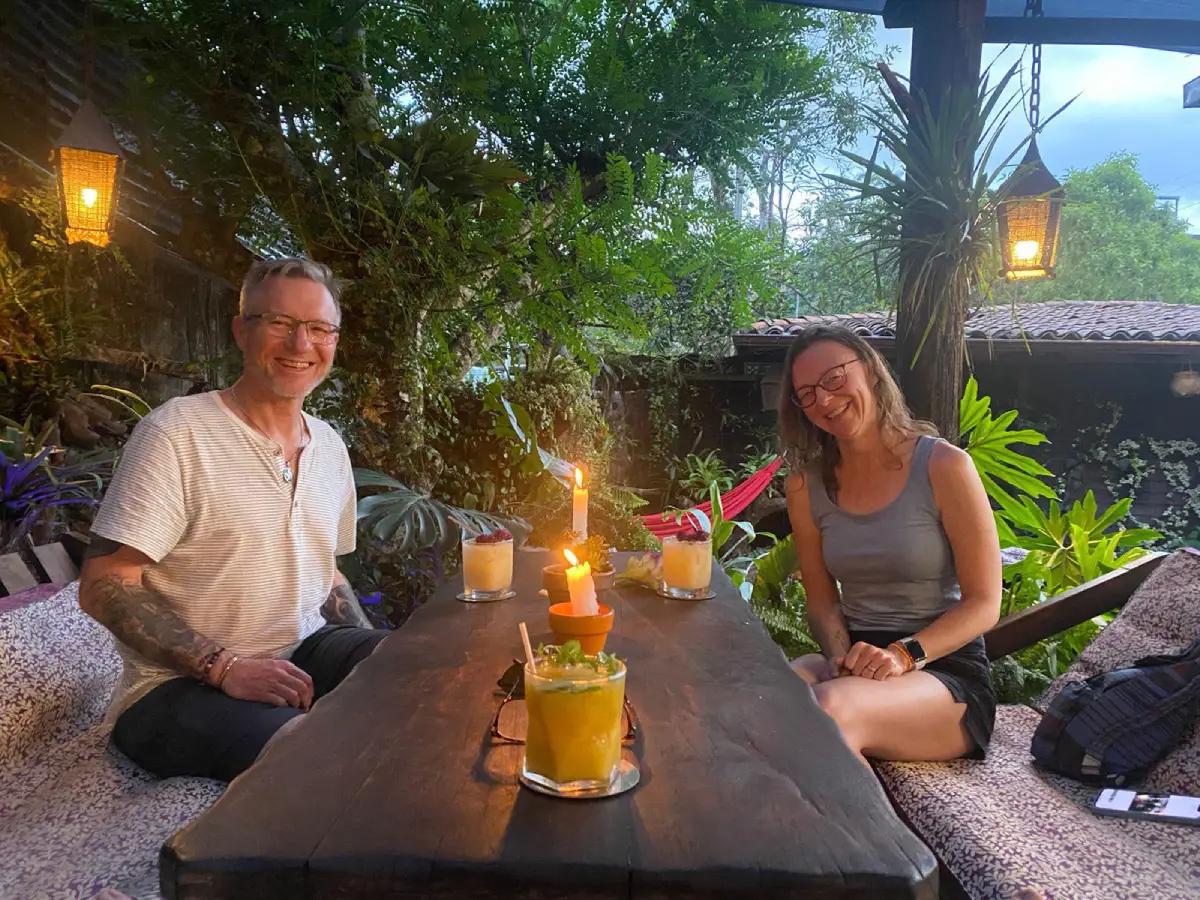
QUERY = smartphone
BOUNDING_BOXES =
[1094,789,1200,826]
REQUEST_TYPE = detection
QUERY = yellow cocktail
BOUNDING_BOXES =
[660,531,712,598]
[523,651,625,792]
[461,530,513,601]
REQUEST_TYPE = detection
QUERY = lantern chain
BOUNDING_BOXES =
[1025,0,1044,131]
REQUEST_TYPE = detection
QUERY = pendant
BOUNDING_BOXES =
[277,456,293,483]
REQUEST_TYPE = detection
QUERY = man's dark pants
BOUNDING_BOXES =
[113,625,387,781]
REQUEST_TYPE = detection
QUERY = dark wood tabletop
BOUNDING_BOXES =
[162,550,937,899]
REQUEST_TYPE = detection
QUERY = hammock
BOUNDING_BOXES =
[639,457,784,539]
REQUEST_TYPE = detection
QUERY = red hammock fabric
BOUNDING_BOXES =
[639,457,784,539]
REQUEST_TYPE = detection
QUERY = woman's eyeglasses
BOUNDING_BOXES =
[790,358,861,409]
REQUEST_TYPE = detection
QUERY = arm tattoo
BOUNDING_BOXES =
[87,575,222,679]
[321,583,373,628]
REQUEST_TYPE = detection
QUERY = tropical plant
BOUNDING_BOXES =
[559,532,615,573]
[81,384,152,423]
[1,446,108,553]
[353,469,528,557]
[1001,492,1160,615]
[957,376,1057,545]
[677,450,735,503]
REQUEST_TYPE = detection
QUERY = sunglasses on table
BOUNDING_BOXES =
[243,312,341,345]
[790,358,862,409]
[489,660,640,746]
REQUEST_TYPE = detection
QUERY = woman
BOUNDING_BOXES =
[780,326,1000,763]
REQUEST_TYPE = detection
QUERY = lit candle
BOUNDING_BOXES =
[563,548,598,617]
[571,466,588,540]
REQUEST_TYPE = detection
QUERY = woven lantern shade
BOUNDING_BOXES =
[997,138,1063,281]
[54,99,124,248]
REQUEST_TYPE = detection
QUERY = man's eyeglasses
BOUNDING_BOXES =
[244,312,341,346]
[489,660,640,746]
[790,358,862,409]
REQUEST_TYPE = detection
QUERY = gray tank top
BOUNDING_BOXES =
[808,435,961,632]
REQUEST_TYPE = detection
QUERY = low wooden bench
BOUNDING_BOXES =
[877,549,1200,900]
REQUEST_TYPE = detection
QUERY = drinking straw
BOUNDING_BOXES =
[519,621,535,671]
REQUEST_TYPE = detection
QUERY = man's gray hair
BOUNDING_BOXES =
[239,257,342,318]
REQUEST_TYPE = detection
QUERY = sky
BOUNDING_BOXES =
[874,22,1200,226]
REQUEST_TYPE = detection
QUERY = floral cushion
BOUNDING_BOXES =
[0,583,223,899]
[877,705,1200,900]
[1043,549,1200,795]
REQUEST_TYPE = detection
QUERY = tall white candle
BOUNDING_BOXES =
[563,549,599,617]
[571,466,588,540]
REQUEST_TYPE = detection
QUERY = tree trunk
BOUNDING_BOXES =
[893,0,984,439]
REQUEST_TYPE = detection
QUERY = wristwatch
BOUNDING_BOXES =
[898,636,928,671]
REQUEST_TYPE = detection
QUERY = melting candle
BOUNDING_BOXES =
[563,548,599,617]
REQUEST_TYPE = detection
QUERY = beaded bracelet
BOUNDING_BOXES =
[215,655,240,690]
[199,648,225,684]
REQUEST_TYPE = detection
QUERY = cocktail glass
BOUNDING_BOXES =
[522,654,626,793]
[461,534,514,601]
[659,534,713,599]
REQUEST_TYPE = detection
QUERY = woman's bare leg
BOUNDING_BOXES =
[813,672,975,762]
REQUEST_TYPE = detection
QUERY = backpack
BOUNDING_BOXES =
[1031,635,1200,786]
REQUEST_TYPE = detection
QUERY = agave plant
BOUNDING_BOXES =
[1,446,109,553]
[354,468,528,556]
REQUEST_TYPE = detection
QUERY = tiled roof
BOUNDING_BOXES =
[742,301,1200,343]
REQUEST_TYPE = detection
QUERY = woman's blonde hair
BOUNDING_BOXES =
[776,325,936,498]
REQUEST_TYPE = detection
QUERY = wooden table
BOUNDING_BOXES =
[162,550,937,898]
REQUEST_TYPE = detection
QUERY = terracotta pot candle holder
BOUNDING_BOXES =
[547,602,614,653]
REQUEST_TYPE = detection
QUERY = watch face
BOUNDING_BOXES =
[903,638,927,663]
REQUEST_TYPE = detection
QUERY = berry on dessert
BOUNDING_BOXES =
[474,528,513,544]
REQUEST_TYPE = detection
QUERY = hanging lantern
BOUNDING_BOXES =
[53,98,124,248]
[997,137,1063,281]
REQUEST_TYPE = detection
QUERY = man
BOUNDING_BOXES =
[80,258,384,781]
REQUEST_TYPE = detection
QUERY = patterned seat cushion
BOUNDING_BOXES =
[877,705,1200,900]
[0,584,223,899]
[879,550,1200,899]
[1043,549,1200,795]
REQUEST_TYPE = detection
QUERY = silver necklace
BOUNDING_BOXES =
[227,384,308,484]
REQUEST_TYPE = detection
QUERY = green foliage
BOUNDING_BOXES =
[996,154,1200,304]
[751,579,822,661]
[545,530,617,572]
[338,540,444,631]
[955,379,1162,701]
[81,384,152,423]
[100,0,880,489]
[727,535,819,659]
[676,450,734,502]
[1060,402,1200,546]
[1001,492,1160,615]
[353,468,527,557]
[536,641,621,673]
[832,64,1023,362]
[958,376,1056,544]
